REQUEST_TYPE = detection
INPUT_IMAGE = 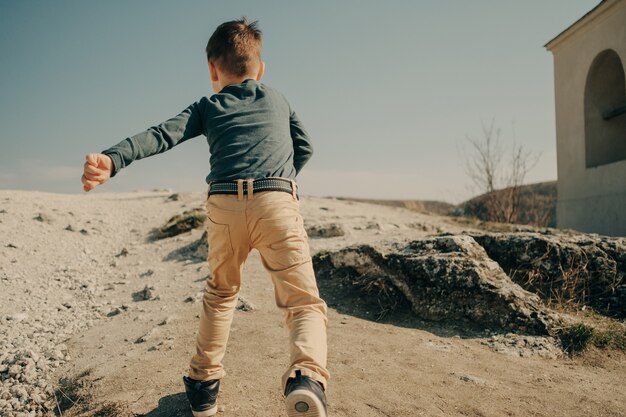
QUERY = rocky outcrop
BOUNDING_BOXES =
[154,208,206,239]
[306,223,346,238]
[471,232,626,318]
[313,235,561,334]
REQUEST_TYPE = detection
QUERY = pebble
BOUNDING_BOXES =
[458,374,486,385]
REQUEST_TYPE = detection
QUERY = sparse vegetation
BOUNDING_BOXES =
[460,181,556,227]
[54,369,93,415]
[461,119,543,225]
[556,322,626,355]
[53,368,135,417]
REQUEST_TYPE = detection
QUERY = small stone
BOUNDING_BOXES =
[7,313,28,322]
[8,364,21,376]
[133,286,155,301]
[64,224,75,232]
[136,328,159,344]
[306,223,345,238]
[158,316,173,326]
[139,269,155,278]
[116,248,129,257]
[459,374,486,385]
[33,213,51,223]
[236,296,255,312]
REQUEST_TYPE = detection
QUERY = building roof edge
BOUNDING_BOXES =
[544,0,621,50]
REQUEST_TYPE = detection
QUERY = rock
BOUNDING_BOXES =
[306,223,346,238]
[158,316,173,326]
[364,221,380,230]
[458,374,486,385]
[32,213,52,223]
[184,292,203,304]
[471,232,626,318]
[6,243,17,248]
[481,334,562,359]
[139,269,155,278]
[7,313,28,322]
[8,365,21,377]
[167,193,180,201]
[64,224,74,232]
[133,286,155,301]
[407,222,441,233]
[314,235,560,334]
[116,247,129,257]
[136,328,160,344]
[155,209,206,239]
[106,308,122,317]
[236,296,255,312]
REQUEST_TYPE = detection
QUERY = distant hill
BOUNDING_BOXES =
[337,180,557,228]
[459,181,556,227]
[335,197,456,216]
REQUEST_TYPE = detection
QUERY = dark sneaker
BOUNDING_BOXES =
[284,370,328,417]
[183,376,220,417]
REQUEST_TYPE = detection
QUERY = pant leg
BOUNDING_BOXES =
[189,195,249,381]
[248,191,330,391]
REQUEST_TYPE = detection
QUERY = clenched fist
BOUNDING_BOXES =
[81,153,113,192]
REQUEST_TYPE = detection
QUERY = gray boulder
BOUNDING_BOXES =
[314,235,560,334]
[471,232,626,318]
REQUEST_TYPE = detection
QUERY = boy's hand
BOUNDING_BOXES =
[82,153,113,192]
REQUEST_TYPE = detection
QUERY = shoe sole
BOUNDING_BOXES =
[286,389,327,417]
[190,404,217,417]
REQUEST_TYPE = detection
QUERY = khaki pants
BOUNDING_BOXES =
[188,185,329,390]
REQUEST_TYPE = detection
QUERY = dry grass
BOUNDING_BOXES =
[52,369,135,417]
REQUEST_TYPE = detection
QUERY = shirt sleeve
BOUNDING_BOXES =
[102,99,206,177]
[289,109,314,175]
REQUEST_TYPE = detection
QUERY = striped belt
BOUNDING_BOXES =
[208,177,298,199]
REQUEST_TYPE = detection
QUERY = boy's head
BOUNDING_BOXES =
[206,17,264,91]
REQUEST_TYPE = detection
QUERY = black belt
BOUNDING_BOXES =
[208,177,298,199]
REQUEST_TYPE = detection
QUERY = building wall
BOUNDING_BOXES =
[550,1,626,236]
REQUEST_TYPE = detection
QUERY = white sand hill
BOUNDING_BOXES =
[0,190,624,417]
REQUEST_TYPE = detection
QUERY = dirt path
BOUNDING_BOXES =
[1,190,625,417]
[64,251,626,417]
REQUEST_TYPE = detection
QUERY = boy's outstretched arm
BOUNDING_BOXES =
[289,109,313,175]
[82,100,207,192]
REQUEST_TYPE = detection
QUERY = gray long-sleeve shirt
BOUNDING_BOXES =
[101,79,313,184]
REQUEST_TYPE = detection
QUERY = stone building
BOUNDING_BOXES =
[545,0,626,236]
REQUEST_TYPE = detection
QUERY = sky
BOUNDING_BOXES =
[0,0,599,203]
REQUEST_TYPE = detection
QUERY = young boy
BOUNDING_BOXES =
[81,18,329,417]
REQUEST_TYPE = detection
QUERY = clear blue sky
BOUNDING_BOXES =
[0,0,598,203]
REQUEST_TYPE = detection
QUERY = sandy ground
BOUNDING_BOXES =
[1,190,625,417]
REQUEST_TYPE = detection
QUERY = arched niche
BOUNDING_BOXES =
[584,49,626,168]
